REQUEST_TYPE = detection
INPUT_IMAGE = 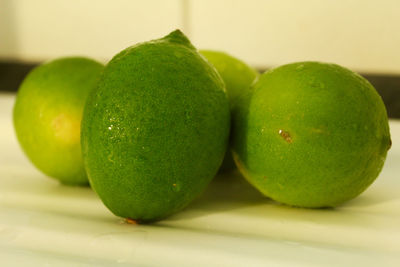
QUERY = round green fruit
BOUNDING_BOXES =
[200,50,258,172]
[200,50,258,107]
[232,61,391,208]
[81,30,230,222]
[13,57,104,185]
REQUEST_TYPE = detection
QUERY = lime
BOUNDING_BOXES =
[200,50,259,108]
[81,30,230,222]
[13,57,104,185]
[200,50,258,172]
[232,61,391,207]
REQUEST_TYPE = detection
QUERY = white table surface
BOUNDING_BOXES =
[1,93,399,266]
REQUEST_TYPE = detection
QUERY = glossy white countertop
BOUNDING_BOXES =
[1,93,399,266]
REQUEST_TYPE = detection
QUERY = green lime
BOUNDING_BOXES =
[13,57,104,185]
[81,30,230,222]
[200,50,259,107]
[232,61,391,208]
[200,50,258,172]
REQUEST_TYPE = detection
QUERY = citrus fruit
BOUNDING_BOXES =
[232,61,391,208]
[200,50,258,172]
[200,50,258,107]
[81,30,230,222]
[13,57,104,185]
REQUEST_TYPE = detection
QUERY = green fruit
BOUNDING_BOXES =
[232,61,391,208]
[200,50,259,108]
[81,30,230,222]
[13,57,104,185]
[200,50,259,172]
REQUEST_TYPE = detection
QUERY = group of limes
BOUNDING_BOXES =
[13,30,391,223]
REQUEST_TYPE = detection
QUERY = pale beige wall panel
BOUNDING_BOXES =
[0,0,182,62]
[189,0,400,74]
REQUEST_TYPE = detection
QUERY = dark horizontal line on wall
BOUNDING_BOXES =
[0,61,38,92]
[1,61,400,118]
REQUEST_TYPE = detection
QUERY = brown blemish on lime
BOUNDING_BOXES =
[279,129,292,143]
[125,218,138,225]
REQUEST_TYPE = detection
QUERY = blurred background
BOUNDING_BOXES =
[1,0,400,116]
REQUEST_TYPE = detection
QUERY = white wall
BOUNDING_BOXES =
[0,0,183,63]
[190,0,400,74]
[1,0,400,74]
